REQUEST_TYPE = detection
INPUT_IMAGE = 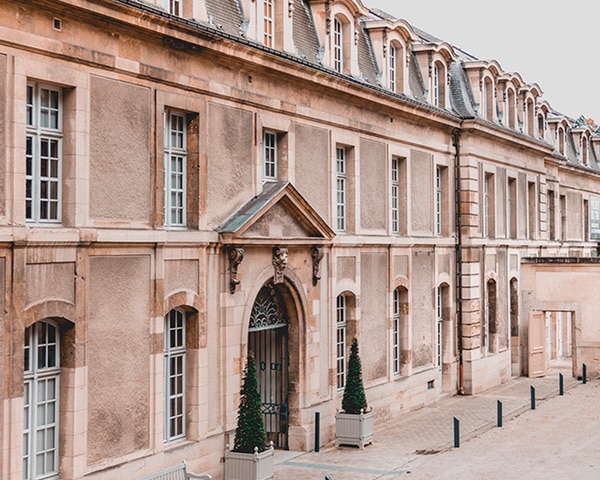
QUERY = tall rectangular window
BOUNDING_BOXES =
[435,166,443,235]
[164,309,186,443]
[584,199,590,241]
[483,173,495,238]
[26,83,62,224]
[336,147,346,232]
[263,0,274,47]
[392,289,400,375]
[333,18,343,73]
[389,45,397,92]
[263,130,277,182]
[391,157,399,234]
[560,194,567,241]
[508,177,517,239]
[164,111,187,227]
[336,295,347,390]
[528,181,536,239]
[548,190,555,240]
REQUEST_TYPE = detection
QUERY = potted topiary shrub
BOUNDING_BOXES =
[335,338,374,448]
[225,353,274,480]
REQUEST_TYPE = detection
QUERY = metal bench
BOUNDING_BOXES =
[138,461,211,480]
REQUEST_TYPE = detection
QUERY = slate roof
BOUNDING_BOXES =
[357,21,379,84]
[292,0,321,64]
[205,0,243,36]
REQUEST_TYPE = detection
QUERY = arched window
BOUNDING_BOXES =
[164,308,187,443]
[392,287,409,376]
[388,44,397,92]
[23,321,60,480]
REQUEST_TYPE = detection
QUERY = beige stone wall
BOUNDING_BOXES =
[360,250,388,382]
[87,255,151,464]
[207,103,254,224]
[412,249,435,368]
[410,150,433,234]
[0,53,5,218]
[295,123,329,219]
[359,139,387,231]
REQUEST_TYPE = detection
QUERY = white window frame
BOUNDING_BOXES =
[389,45,397,92]
[432,63,440,107]
[166,0,181,16]
[435,166,443,235]
[262,130,277,182]
[333,18,343,73]
[391,157,399,234]
[392,289,400,375]
[23,321,60,480]
[336,295,347,390]
[164,309,186,443]
[483,173,490,237]
[336,146,347,232]
[262,0,274,47]
[164,111,187,227]
[26,82,62,224]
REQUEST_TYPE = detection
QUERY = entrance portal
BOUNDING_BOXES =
[248,282,289,449]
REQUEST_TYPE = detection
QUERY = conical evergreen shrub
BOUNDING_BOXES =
[233,352,267,453]
[341,338,368,415]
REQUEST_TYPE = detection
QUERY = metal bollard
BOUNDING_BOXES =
[453,416,460,448]
[583,363,587,384]
[315,412,320,452]
[497,400,503,428]
[559,373,564,396]
[530,385,536,410]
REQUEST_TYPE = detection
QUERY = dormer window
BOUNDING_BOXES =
[167,0,181,16]
[582,136,589,165]
[526,98,535,136]
[333,17,343,73]
[389,45,397,92]
[506,88,516,129]
[558,126,566,155]
[262,0,274,48]
[537,114,545,139]
[432,62,445,108]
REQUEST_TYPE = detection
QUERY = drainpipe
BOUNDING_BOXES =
[452,126,465,395]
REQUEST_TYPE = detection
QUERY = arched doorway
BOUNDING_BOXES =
[248,281,291,449]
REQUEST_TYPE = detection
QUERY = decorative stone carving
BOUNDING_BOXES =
[228,247,244,294]
[272,246,288,284]
[311,246,324,286]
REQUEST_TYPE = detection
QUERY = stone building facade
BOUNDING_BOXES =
[2,0,600,478]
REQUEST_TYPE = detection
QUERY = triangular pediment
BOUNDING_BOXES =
[216,182,335,243]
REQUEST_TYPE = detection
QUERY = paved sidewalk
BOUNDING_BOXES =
[273,365,582,479]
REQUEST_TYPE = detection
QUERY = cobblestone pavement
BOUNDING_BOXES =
[273,364,584,479]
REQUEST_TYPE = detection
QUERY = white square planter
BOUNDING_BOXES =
[335,409,374,449]
[224,444,274,480]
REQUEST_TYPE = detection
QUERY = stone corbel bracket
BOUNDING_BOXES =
[272,246,289,284]
[311,245,324,286]
[228,247,244,294]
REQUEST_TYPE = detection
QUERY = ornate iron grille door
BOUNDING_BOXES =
[248,284,289,449]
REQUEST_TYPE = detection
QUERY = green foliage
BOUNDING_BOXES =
[233,353,267,453]
[341,338,368,415]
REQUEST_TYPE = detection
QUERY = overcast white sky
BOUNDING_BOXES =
[364,0,599,123]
